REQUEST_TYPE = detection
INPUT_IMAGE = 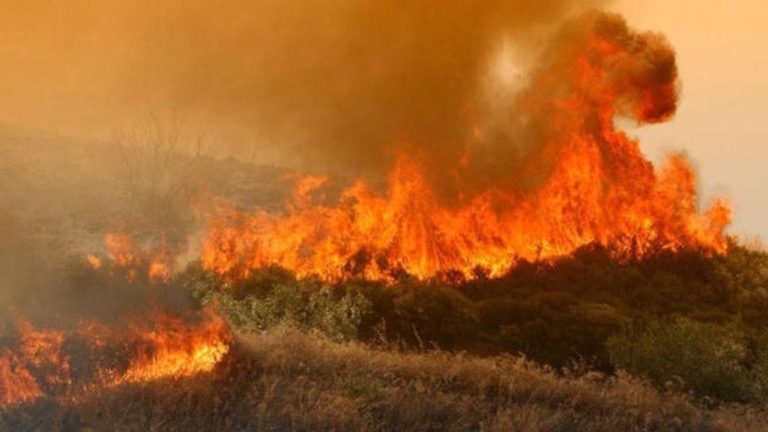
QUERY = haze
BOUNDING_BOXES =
[615,0,768,241]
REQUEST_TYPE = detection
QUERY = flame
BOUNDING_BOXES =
[111,309,230,385]
[202,153,729,282]
[0,309,230,409]
[86,254,102,269]
[92,233,175,283]
[105,233,137,268]
[15,321,71,388]
[201,14,730,283]
[147,259,171,284]
[0,352,43,408]
[0,321,70,408]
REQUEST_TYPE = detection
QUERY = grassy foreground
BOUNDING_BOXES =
[3,329,766,432]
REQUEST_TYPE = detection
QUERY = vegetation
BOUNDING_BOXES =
[3,330,767,432]
[607,317,768,403]
[191,267,372,342]
[3,108,767,431]
[184,241,768,405]
[4,138,768,429]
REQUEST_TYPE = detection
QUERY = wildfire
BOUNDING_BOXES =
[201,13,730,283]
[89,233,174,283]
[0,353,43,408]
[111,309,230,385]
[0,309,230,409]
[86,254,102,269]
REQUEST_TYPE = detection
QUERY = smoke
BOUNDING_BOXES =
[1,2,698,317]
[467,10,680,192]
[0,0,606,174]
[199,12,724,284]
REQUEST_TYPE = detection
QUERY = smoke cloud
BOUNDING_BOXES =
[2,1,696,318]
[0,0,606,175]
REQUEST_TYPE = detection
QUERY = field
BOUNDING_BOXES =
[4,330,767,432]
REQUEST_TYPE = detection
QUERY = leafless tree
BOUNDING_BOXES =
[110,113,205,235]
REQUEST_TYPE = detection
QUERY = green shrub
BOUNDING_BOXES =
[495,301,628,368]
[202,278,372,343]
[390,283,479,348]
[475,298,532,328]
[215,282,305,332]
[306,285,372,342]
[177,242,768,396]
[607,317,759,402]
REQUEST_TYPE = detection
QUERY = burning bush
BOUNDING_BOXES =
[0,238,233,411]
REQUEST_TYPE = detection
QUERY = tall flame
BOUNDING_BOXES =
[0,353,43,408]
[201,13,730,283]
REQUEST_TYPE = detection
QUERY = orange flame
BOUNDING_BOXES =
[200,14,730,283]
[0,309,230,409]
[147,259,171,284]
[86,254,102,269]
[91,233,174,283]
[202,153,729,283]
[0,352,43,408]
[16,320,71,388]
[105,233,137,268]
[112,309,230,385]
[0,320,69,408]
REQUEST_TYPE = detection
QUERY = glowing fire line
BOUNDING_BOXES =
[0,310,230,409]
[200,14,730,283]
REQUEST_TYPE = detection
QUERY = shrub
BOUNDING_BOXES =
[389,283,479,349]
[607,317,759,402]
[178,242,768,392]
[306,285,372,342]
[202,278,372,343]
[495,301,628,368]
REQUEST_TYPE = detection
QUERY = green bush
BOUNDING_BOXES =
[199,277,372,343]
[607,317,759,402]
[177,242,768,405]
[306,285,372,342]
[214,282,305,332]
[494,301,628,368]
[389,283,479,349]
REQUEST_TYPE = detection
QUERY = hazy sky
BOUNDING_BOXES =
[614,0,768,241]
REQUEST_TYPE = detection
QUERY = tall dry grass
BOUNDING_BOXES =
[2,328,766,431]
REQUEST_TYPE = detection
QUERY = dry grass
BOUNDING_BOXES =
[2,329,767,431]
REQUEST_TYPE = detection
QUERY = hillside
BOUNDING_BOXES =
[3,330,767,432]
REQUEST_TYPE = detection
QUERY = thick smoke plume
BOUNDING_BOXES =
[1,0,605,175]
[473,10,680,192]
[1,2,725,315]
[200,11,729,282]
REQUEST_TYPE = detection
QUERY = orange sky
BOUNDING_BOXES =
[614,0,768,241]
